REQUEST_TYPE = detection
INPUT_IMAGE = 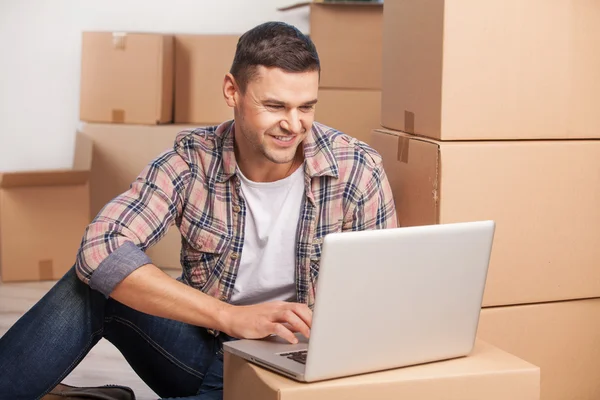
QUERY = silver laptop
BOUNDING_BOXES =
[223,220,495,382]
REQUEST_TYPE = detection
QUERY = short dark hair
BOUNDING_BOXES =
[230,21,320,92]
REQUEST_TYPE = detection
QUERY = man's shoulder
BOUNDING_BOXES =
[312,121,383,170]
[169,124,226,167]
[174,125,221,151]
[141,125,223,180]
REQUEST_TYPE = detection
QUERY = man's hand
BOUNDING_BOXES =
[219,301,312,344]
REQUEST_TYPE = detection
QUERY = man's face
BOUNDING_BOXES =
[228,66,319,166]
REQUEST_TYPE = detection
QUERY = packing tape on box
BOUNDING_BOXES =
[38,259,54,281]
[398,136,409,163]
[112,32,127,50]
[112,109,125,123]
[404,110,415,134]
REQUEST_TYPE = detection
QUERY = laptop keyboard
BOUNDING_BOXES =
[279,350,308,364]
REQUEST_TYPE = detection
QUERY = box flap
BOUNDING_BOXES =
[279,0,382,11]
[279,1,312,11]
[72,131,93,170]
[0,170,90,189]
[373,128,442,146]
[372,129,439,228]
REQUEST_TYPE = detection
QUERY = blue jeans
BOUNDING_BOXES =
[0,266,235,400]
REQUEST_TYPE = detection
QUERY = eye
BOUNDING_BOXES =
[300,105,315,112]
[266,104,285,110]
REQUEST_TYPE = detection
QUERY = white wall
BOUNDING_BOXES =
[0,0,309,171]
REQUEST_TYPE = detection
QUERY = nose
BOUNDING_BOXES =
[280,109,305,135]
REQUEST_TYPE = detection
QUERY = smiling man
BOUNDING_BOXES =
[0,22,397,400]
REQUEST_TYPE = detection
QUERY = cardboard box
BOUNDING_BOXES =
[0,134,92,282]
[224,340,539,400]
[381,0,600,140]
[371,129,600,307]
[80,123,198,270]
[478,299,600,400]
[80,32,174,124]
[281,2,383,90]
[174,35,238,124]
[315,89,381,145]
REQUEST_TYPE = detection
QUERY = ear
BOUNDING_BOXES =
[223,73,239,108]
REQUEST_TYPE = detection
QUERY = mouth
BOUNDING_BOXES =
[274,135,294,142]
[271,135,297,147]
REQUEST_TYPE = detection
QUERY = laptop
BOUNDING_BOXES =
[223,220,495,382]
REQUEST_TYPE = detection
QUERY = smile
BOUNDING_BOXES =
[274,136,294,142]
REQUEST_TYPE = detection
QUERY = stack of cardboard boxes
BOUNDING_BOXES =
[371,1,600,399]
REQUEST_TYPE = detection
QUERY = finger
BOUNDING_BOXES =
[289,303,313,330]
[281,322,300,333]
[278,309,311,339]
[271,322,298,344]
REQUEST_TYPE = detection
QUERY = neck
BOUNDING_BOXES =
[236,147,303,183]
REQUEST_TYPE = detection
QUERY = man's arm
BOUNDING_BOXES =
[75,150,188,293]
[111,264,311,344]
[76,149,310,343]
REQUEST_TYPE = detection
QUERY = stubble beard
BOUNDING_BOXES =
[259,126,300,165]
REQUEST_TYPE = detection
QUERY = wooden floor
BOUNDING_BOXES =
[0,273,192,400]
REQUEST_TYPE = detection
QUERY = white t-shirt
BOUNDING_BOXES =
[230,164,305,305]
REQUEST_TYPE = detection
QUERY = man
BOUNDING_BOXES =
[0,21,397,399]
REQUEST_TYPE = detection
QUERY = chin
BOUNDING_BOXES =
[265,150,297,165]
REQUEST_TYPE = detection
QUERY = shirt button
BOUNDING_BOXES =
[230,252,239,260]
[233,205,241,213]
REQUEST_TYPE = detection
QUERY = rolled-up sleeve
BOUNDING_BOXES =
[75,150,191,297]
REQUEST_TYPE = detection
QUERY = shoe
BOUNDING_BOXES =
[42,383,136,400]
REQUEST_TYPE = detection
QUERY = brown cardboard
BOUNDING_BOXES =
[315,89,380,144]
[478,299,600,400]
[281,2,383,89]
[0,134,92,282]
[381,0,600,140]
[371,129,600,307]
[174,35,238,124]
[80,32,174,124]
[79,123,198,270]
[224,340,539,400]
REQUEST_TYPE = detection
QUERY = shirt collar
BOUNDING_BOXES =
[216,121,339,183]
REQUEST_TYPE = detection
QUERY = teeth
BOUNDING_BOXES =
[275,136,293,142]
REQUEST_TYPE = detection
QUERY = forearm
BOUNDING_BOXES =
[110,263,231,331]
[111,264,314,344]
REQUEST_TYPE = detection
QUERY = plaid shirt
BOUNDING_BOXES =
[76,121,397,310]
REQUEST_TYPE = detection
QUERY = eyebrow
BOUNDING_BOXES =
[262,98,318,106]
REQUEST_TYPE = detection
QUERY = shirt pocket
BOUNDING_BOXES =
[181,227,229,290]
